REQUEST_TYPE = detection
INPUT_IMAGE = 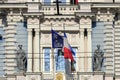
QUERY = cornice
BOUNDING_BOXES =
[43,15,75,21]
[75,12,95,18]
[0,3,27,8]
[23,12,44,18]
[92,3,120,8]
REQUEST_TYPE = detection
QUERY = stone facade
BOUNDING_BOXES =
[0,0,120,80]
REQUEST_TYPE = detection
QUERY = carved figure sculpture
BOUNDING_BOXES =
[16,45,27,71]
[93,45,104,71]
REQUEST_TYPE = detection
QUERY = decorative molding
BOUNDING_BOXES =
[44,15,75,21]
[23,12,43,18]
[27,18,39,25]
[80,18,91,25]
[75,12,95,18]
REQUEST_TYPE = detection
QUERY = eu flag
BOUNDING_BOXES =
[51,29,63,48]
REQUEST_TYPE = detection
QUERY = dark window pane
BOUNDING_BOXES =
[0,34,2,40]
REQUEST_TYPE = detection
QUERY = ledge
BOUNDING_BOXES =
[14,72,25,76]
[0,3,27,8]
[77,71,105,75]
[75,12,95,18]
[23,12,44,17]
[25,72,42,75]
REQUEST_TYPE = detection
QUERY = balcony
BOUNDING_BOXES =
[41,4,78,15]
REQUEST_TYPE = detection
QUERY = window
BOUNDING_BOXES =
[0,28,5,77]
[55,47,77,72]
[55,48,65,71]
[44,48,51,72]
[0,34,2,40]
[44,0,51,4]
[60,0,66,4]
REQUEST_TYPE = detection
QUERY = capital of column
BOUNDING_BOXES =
[87,29,92,32]
[34,28,40,32]
[35,28,40,35]
[80,29,84,32]
[107,8,110,14]
[97,8,101,14]
[80,28,84,37]
[80,29,84,34]
[87,29,92,35]
[27,28,32,32]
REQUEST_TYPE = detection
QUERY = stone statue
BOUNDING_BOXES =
[16,45,27,72]
[93,45,104,71]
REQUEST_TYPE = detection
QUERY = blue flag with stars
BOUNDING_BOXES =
[51,29,63,48]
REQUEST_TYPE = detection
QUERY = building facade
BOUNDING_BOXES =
[0,0,120,80]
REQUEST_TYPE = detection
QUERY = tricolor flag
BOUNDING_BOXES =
[51,29,63,48]
[51,30,76,71]
[70,0,78,4]
[63,32,76,71]
[63,32,75,62]
[76,0,78,4]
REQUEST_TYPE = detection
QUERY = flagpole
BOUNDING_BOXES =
[51,23,55,80]
[52,48,55,80]
[63,23,65,32]
[63,23,76,79]
[63,23,69,79]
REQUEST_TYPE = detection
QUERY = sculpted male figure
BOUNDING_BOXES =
[16,45,27,71]
[93,45,104,71]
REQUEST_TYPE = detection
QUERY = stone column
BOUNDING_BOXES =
[34,29,40,72]
[4,13,17,80]
[87,29,92,72]
[80,29,84,72]
[27,28,33,72]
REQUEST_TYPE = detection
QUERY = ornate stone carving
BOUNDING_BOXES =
[16,45,27,72]
[28,18,39,24]
[93,45,104,71]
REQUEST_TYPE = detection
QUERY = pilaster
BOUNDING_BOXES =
[24,14,42,72]
[76,11,94,72]
[4,21,16,74]
[33,28,40,72]
[114,21,120,76]
[27,28,33,72]
[87,29,92,72]
[4,14,17,80]
[104,22,114,74]
[79,29,85,72]
[24,12,43,80]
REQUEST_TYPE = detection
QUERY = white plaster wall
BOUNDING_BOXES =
[115,0,120,2]
[7,0,27,2]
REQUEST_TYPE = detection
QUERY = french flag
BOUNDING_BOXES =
[76,0,78,4]
[63,32,75,62]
